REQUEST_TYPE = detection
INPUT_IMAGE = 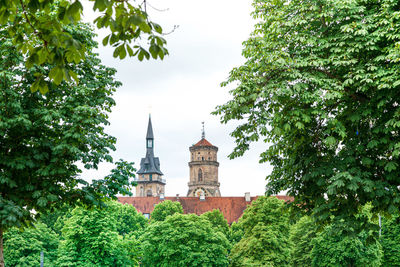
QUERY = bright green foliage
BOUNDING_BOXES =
[214,0,400,225]
[3,222,59,266]
[140,213,230,267]
[311,221,382,267]
[0,0,167,91]
[56,202,142,266]
[227,221,244,246]
[201,209,229,237]
[150,200,183,222]
[381,214,400,266]
[289,216,317,267]
[229,196,291,267]
[0,23,135,232]
[106,201,147,237]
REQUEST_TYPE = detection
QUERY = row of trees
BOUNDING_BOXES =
[3,197,400,266]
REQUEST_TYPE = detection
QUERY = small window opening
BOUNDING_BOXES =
[198,169,203,182]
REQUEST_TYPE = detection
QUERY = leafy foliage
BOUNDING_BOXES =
[56,202,143,266]
[141,213,230,267]
[0,0,168,91]
[106,201,147,237]
[150,200,183,222]
[3,222,59,267]
[0,23,135,232]
[311,220,382,267]
[200,209,229,237]
[289,216,317,267]
[214,0,400,225]
[39,205,71,235]
[229,196,291,266]
[227,221,244,246]
[381,214,400,266]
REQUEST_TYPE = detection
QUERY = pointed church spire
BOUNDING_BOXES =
[201,121,205,139]
[146,114,154,140]
[137,114,163,176]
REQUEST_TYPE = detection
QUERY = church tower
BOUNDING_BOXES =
[187,123,221,197]
[136,115,165,197]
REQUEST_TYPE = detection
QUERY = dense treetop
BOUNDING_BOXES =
[141,213,230,267]
[230,196,291,266]
[150,200,183,223]
[214,0,400,227]
[56,202,143,266]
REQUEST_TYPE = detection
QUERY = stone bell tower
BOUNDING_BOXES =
[136,115,165,197]
[187,123,221,197]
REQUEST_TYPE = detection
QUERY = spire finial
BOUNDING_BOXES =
[201,121,205,139]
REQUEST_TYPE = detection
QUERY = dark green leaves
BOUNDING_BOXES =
[214,0,400,226]
[0,23,134,232]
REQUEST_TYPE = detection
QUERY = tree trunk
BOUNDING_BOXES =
[0,228,4,267]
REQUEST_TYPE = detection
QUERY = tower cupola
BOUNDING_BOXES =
[187,123,221,197]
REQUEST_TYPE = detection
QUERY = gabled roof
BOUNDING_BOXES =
[194,138,214,147]
[118,196,293,224]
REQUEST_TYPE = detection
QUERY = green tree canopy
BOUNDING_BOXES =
[56,202,142,266]
[214,0,400,226]
[106,201,147,237]
[140,213,230,267]
[227,221,244,246]
[0,0,168,90]
[39,204,73,235]
[229,196,291,267]
[0,22,136,264]
[289,216,317,267]
[381,214,400,266]
[3,222,59,267]
[200,209,229,237]
[311,220,382,267]
[150,200,183,222]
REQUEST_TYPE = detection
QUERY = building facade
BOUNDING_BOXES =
[135,115,165,197]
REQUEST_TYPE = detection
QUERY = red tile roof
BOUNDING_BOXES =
[118,195,293,224]
[194,138,214,147]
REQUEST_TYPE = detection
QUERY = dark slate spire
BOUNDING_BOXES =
[146,115,154,140]
[137,115,163,175]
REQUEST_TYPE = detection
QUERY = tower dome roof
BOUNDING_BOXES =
[194,138,214,147]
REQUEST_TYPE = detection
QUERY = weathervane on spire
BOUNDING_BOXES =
[201,121,205,139]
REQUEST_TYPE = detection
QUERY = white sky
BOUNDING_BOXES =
[80,0,273,197]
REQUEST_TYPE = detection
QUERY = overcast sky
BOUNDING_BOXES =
[80,0,274,197]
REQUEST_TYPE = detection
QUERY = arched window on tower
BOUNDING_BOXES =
[198,169,203,182]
